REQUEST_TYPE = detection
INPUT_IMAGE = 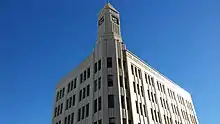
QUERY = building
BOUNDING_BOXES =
[52,3,199,124]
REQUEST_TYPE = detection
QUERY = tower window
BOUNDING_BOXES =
[98,16,104,26]
[108,75,113,87]
[98,59,101,71]
[108,95,114,108]
[107,57,112,68]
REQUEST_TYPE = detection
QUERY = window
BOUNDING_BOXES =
[141,86,144,96]
[78,108,81,121]
[70,81,73,91]
[86,103,89,117]
[84,70,86,81]
[158,112,161,123]
[139,103,143,115]
[60,104,63,114]
[98,59,101,71]
[94,99,97,113]
[124,77,128,89]
[137,84,140,95]
[160,97,163,107]
[135,67,137,76]
[68,115,70,124]
[109,117,116,124]
[147,90,150,101]
[126,97,130,110]
[94,80,97,92]
[154,93,158,104]
[151,77,155,87]
[133,82,136,93]
[62,88,65,97]
[98,77,101,89]
[108,75,113,87]
[123,119,126,124]
[83,88,86,99]
[94,62,97,73]
[98,96,102,110]
[79,90,82,101]
[72,95,75,106]
[82,106,85,119]
[135,101,139,113]
[151,92,154,102]
[138,69,142,79]
[143,105,147,117]
[74,78,77,88]
[151,108,154,121]
[56,92,59,101]
[107,57,112,68]
[87,67,90,78]
[69,97,72,108]
[123,60,126,70]
[54,107,57,117]
[154,110,158,122]
[94,121,97,124]
[65,99,69,110]
[65,117,67,124]
[118,58,122,68]
[68,83,70,93]
[131,65,134,75]
[120,76,123,87]
[121,96,125,109]
[98,119,102,124]
[71,113,74,124]
[80,73,83,83]
[87,85,90,96]
[157,81,160,91]
[108,95,114,108]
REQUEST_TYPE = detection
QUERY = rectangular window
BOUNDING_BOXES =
[87,67,90,78]
[123,119,126,124]
[108,75,113,87]
[138,69,142,79]
[78,108,81,122]
[86,103,89,117]
[83,87,86,99]
[56,91,59,101]
[143,105,147,117]
[64,117,67,124]
[135,67,137,76]
[94,99,97,113]
[157,112,161,123]
[135,101,139,113]
[147,90,150,101]
[118,58,122,68]
[98,77,101,89]
[65,99,69,110]
[74,78,77,88]
[68,115,70,124]
[54,107,57,117]
[121,96,125,109]
[141,86,144,96]
[71,113,74,124]
[109,117,116,124]
[84,70,86,81]
[72,95,75,106]
[98,59,101,71]
[94,122,97,124]
[70,81,73,91]
[94,62,97,73]
[131,65,134,75]
[124,77,128,89]
[154,93,157,104]
[68,83,70,93]
[62,88,65,97]
[108,95,114,108]
[137,84,140,95]
[87,85,90,96]
[154,110,158,122]
[123,60,126,70]
[139,103,143,115]
[151,108,154,121]
[69,97,72,108]
[98,96,102,111]
[94,80,97,92]
[126,97,130,110]
[82,106,85,119]
[79,90,82,101]
[120,76,123,87]
[160,97,163,107]
[151,92,154,102]
[107,57,112,68]
[133,82,136,93]
[80,73,83,83]
[98,119,102,124]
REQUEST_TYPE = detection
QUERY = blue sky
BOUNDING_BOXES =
[0,0,219,124]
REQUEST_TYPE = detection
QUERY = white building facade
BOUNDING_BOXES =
[52,3,199,124]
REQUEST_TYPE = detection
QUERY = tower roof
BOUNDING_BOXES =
[103,3,118,13]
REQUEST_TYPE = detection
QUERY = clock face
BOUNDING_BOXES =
[98,16,104,26]
[111,15,119,25]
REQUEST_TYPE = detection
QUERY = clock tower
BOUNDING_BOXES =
[98,3,121,40]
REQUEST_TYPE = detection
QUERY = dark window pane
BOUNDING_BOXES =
[82,106,85,119]
[118,58,122,68]
[133,82,136,93]
[98,97,102,110]
[94,80,97,92]
[98,59,101,71]
[80,73,83,83]
[108,75,113,87]
[137,84,140,94]
[56,92,59,101]
[87,67,90,78]
[108,95,114,108]
[79,90,82,101]
[72,95,75,106]
[86,104,89,117]
[68,83,70,93]
[94,62,97,73]
[151,108,154,121]
[140,103,143,115]
[69,97,72,108]
[71,113,74,124]
[120,76,123,87]
[83,87,86,99]
[124,77,128,89]
[121,96,125,109]
[78,108,81,122]
[84,70,86,81]
[94,99,97,113]
[98,77,101,89]
[65,117,67,124]
[74,78,77,88]
[98,119,102,124]
[62,88,65,97]
[135,101,139,113]
[68,115,70,124]
[131,65,134,75]
[70,81,73,91]
[126,97,130,110]
[109,117,116,124]
[107,57,112,68]
[65,99,69,110]
[123,119,126,124]
[87,85,90,96]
